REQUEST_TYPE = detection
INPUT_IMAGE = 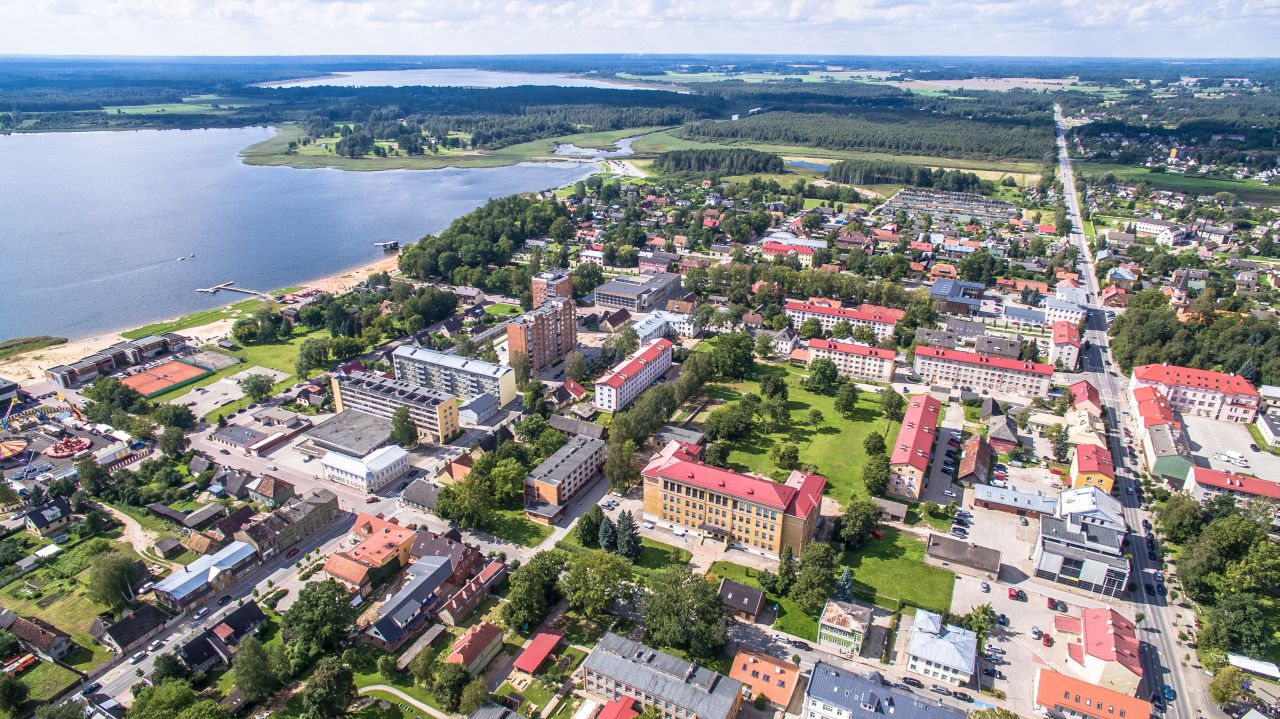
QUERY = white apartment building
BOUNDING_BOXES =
[1050,321,1081,371]
[1129,363,1260,423]
[783,300,898,340]
[594,338,674,412]
[1044,297,1087,325]
[392,345,517,407]
[320,444,410,493]
[806,339,897,383]
[912,346,1053,397]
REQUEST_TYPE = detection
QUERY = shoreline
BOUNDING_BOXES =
[0,253,403,383]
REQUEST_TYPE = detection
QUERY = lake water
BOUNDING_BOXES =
[553,136,638,159]
[786,160,830,172]
[0,127,597,341]
[263,68,658,90]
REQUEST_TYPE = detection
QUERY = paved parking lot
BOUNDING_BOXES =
[1182,415,1280,477]
[958,499,1039,574]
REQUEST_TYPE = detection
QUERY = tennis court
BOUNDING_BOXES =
[121,359,212,397]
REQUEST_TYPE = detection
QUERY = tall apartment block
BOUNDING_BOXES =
[531,268,573,309]
[507,297,577,371]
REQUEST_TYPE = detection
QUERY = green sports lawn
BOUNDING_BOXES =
[695,358,900,502]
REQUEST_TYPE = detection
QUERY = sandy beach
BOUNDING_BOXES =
[0,254,403,382]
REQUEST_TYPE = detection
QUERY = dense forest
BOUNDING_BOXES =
[680,110,1054,160]
[825,160,993,193]
[654,148,784,174]
[1108,289,1280,385]
[397,195,568,298]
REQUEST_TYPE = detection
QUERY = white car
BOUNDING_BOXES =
[943,489,957,498]
[267,465,278,471]
[641,521,654,530]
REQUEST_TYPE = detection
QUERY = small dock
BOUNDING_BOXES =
[196,281,271,299]
[373,241,400,251]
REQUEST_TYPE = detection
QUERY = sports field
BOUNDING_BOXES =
[121,359,212,397]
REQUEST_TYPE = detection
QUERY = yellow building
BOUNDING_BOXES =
[1070,444,1116,495]
[332,371,459,445]
[641,443,825,559]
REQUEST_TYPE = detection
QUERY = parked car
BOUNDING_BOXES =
[80,682,102,696]
[129,651,147,664]
[943,489,957,498]
[1008,588,1026,601]
[1163,685,1177,701]
[1019,516,1029,526]
[1049,467,1065,475]
[286,547,301,558]
[642,521,654,529]
[930,685,952,697]
[997,613,1008,626]
[218,595,233,606]
[980,581,990,593]
[902,677,924,689]
[982,668,999,677]
[952,692,972,703]
[1042,635,1054,647]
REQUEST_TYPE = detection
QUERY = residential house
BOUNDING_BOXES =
[152,541,259,611]
[1071,444,1116,494]
[1033,669,1150,719]
[888,395,941,501]
[717,579,764,622]
[24,497,72,537]
[816,599,873,656]
[11,616,75,660]
[248,475,295,508]
[364,555,455,651]
[438,560,508,626]
[905,610,977,686]
[445,621,505,675]
[729,650,800,708]
[91,605,168,655]
[802,661,965,719]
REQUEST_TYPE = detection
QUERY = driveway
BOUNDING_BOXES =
[918,402,964,505]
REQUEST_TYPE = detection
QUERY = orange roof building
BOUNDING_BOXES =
[729,649,800,708]
[1053,608,1143,696]
[1034,668,1150,719]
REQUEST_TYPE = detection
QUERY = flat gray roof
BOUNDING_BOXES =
[527,435,604,487]
[583,633,742,719]
[306,410,392,457]
[393,345,512,380]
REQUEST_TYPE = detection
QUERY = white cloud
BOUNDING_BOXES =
[0,0,1277,56]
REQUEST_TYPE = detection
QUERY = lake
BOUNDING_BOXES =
[0,127,597,341]
[263,68,658,90]
[553,136,639,159]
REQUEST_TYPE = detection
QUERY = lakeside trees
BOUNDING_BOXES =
[654,149,784,175]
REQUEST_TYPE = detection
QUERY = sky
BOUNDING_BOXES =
[2,0,1278,58]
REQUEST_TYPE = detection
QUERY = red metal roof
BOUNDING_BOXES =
[1069,380,1100,409]
[1079,608,1142,679]
[807,338,897,360]
[1132,386,1180,429]
[1191,466,1280,500]
[784,300,899,327]
[1052,321,1081,347]
[447,621,503,667]
[1075,444,1114,480]
[1133,363,1259,397]
[597,338,673,390]
[642,452,824,519]
[597,698,639,719]
[914,346,1053,376]
[513,631,562,674]
[890,394,941,473]
[763,241,813,255]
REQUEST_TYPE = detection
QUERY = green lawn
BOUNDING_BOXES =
[121,292,301,339]
[0,553,127,671]
[484,303,522,316]
[3,660,79,715]
[695,359,899,501]
[1078,162,1280,205]
[840,528,954,614]
[487,509,554,547]
[708,561,818,641]
[497,678,557,716]
[0,335,66,360]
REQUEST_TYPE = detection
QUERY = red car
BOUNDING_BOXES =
[1049,467,1065,475]
[1007,588,1026,601]
[871,529,884,539]
[286,547,300,558]
[1042,635,1054,647]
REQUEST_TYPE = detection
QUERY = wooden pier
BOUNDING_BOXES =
[195,281,271,299]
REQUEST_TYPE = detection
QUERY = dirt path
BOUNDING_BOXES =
[100,504,175,567]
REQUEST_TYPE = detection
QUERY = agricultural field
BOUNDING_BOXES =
[1078,162,1280,205]
[104,94,263,115]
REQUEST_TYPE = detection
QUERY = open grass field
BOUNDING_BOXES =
[630,129,1043,181]
[0,335,66,360]
[2,660,79,715]
[242,123,671,172]
[693,356,899,501]
[484,303,522,316]
[1078,162,1280,205]
[839,528,954,614]
[489,508,555,547]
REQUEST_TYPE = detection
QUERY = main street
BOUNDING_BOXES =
[1055,105,1217,719]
